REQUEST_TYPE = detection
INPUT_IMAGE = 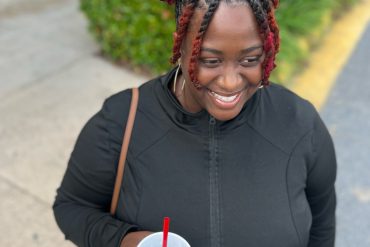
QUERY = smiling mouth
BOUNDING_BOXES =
[208,89,242,103]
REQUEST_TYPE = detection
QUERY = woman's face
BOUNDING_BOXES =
[178,2,264,121]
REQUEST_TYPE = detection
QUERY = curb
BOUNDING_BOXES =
[288,0,370,111]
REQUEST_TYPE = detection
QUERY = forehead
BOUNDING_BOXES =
[189,2,261,42]
[211,2,258,33]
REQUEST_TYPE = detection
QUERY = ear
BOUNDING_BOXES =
[173,32,179,43]
[174,31,185,57]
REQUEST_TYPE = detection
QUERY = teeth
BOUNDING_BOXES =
[210,90,238,102]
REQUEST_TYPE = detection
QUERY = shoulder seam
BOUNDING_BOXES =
[131,128,172,158]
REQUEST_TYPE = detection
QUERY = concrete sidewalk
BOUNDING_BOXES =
[0,0,146,246]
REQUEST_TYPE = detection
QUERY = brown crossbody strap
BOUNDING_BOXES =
[110,87,139,215]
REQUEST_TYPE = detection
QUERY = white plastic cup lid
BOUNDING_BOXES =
[137,232,191,247]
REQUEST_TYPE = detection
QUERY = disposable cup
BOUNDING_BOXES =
[137,232,191,247]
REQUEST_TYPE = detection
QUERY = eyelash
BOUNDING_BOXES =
[240,56,262,66]
[200,56,262,68]
[200,59,221,67]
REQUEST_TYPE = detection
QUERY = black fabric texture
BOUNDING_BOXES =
[53,68,336,247]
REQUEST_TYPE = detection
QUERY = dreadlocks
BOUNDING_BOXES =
[170,1,196,64]
[161,0,280,87]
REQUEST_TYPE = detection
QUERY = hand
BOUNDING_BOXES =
[120,231,152,247]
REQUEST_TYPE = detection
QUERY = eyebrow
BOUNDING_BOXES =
[200,45,263,55]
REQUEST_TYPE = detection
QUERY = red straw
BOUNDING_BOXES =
[162,217,170,247]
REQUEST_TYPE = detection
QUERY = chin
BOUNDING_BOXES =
[210,109,241,122]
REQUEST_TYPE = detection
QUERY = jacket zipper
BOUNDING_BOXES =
[209,116,221,247]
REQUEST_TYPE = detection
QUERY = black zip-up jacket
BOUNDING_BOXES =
[53,68,336,247]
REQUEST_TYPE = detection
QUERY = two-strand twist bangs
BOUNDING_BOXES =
[161,0,280,87]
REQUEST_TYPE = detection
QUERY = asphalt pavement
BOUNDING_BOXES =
[0,0,369,246]
[321,23,370,246]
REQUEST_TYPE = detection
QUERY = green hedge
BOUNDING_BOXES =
[81,0,359,83]
[80,0,174,74]
[274,0,359,82]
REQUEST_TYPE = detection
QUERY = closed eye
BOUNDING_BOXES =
[240,56,262,67]
[199,58,222,68]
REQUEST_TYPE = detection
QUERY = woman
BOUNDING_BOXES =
[53,0,337,246]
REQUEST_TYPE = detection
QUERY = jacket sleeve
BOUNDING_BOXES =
[306,113,337,247]
[53,92,138,247]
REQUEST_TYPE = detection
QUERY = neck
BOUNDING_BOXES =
[174,75,202,114]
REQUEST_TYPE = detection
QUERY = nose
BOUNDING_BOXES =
[218,65,243,93]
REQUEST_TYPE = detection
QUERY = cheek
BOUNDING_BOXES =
[245,66,263,85]
[197,67,220,86]
[242,56,266,86]
[244,67,264,96]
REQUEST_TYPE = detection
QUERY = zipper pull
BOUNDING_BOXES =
[209,116,216,125]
